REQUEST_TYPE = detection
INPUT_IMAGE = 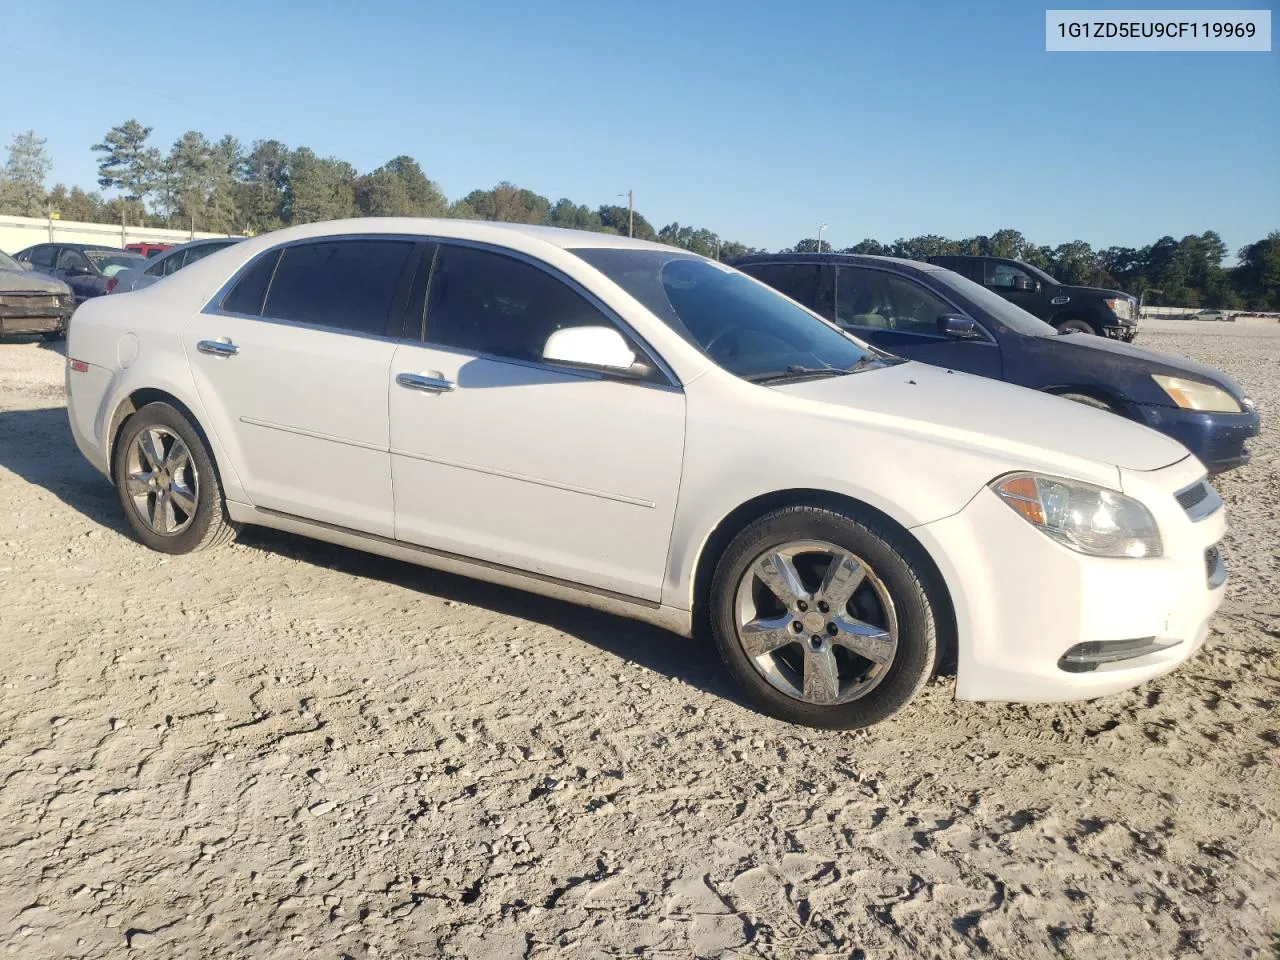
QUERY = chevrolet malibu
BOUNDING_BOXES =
[64,220,1228,728]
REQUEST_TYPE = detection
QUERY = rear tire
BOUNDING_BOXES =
[1056,318,1095,335]
[112,402,239,555]
[709,505,940,729]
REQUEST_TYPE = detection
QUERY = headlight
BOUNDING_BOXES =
[1103,297,1134,320]
[1151,375,1242,413]
[991,473,1162,558]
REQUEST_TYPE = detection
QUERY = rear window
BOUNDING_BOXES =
[221,249,281,316]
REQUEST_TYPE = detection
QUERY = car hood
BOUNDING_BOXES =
[1045,331,1247,398]
[1059,284,1133,301]
[772,361,1190,473]
[0,269,71,295]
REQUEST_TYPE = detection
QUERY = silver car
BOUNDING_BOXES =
[0,249,75,339]
[109,238,243,294]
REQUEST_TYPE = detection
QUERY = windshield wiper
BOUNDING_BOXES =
[746,365,853,385]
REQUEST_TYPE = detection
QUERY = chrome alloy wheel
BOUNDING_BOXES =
[734,539,898,705]
[124,426,199,536]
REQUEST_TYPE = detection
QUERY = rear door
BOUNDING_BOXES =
[387,242,685,602]
[833,266,1002,378]
[185,237,422,537]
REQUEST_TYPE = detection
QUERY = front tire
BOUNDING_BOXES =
[1056,318,1096,335]
[112,401,239,554]
[709,505,940,729]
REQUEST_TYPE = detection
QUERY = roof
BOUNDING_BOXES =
[242,217,681,254]
[726,252,942,272]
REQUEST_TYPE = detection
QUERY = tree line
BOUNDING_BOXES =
[2,124,1277,309]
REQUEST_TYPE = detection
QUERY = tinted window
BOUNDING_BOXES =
[184,242,229,266]
[221,249,281,316]
[984,261,1035,290]
[56,248,90,272]
[145,255,170,277]
[262,240,414,335]
[30,247,56,267]
[425,244,616,362]
[835,268,955,335]
[573,249,892,381]
[741,263,819,308]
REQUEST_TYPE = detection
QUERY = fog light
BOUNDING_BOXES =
[1058,637,1180,673]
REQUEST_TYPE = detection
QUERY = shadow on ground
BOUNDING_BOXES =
[0,405,736,706]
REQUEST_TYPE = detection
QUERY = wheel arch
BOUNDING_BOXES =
[688,488,958,674]
[1041,383,1132,416]
[107,388,229,494]
[1049,310,1103,333]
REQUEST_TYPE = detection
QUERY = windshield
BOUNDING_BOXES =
[86,250,145,277]
[0,251,19,271]
[572,249,897,381]
[928,268,1058,337]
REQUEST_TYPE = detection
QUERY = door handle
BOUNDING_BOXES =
[197,338,239,357]
[396,373,454,394]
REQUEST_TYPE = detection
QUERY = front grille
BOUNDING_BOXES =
[0,294,58,308]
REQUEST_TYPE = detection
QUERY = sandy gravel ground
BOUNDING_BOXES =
[0,322,1276,959]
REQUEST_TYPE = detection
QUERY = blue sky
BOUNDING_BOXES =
[1,0,1276,255]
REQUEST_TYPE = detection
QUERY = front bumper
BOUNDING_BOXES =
[0,300,73,336]
[913,460,1225,703]
[1103,322,1138,342]
[1131,402,1260,474]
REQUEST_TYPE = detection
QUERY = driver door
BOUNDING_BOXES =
[55,248,98,304]
[388,242,685,602]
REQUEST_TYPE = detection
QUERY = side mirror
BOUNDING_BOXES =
[937,314,982,339]
[543,325,643,374]
[66,263,91,276]
[1011,276,1036,293]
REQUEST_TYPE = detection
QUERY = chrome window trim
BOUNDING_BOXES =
[200,233,683,390]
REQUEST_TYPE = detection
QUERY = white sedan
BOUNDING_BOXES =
[64,219,1227,728]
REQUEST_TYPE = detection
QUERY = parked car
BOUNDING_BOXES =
[1189,309,1234,322]
[109,238,244,294]
[66,219,1227,729]
[926,254,1138,340]
[731,253,1259,473]
[0,248,75,340]
[126,242,174,259]
[12,243,146,305]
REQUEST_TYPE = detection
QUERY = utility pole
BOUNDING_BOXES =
[619,189,634,238]
[817,222,827,252]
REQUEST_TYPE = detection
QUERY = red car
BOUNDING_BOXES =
[125,242,174,259]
